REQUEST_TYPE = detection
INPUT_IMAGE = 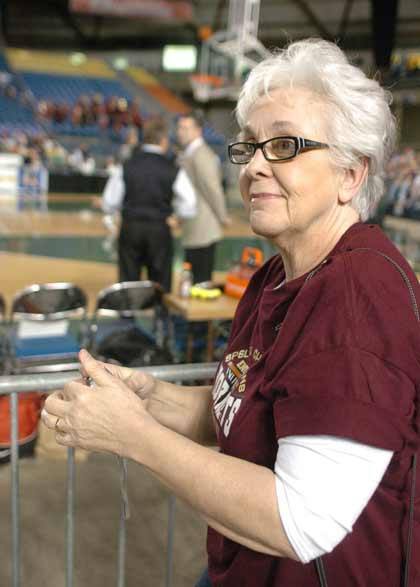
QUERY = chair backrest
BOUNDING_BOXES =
[11,282,87,320]
[94,281,163,318]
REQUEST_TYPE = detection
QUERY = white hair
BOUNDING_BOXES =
[236,38,397,221]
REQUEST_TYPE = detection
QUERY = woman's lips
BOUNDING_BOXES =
[250,192,281,203]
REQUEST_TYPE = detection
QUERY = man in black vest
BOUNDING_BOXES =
[118,117,177,291]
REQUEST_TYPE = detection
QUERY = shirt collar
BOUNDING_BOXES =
[142,144,165,155]
[183,136,204,158]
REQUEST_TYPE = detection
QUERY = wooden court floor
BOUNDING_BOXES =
[0,194,256,315]
[2,193,420,316]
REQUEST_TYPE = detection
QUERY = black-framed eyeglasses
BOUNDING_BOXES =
[228,136,329,164]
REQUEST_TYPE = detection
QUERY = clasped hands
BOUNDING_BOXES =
[41,349,156,457]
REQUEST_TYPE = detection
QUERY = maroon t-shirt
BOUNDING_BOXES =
[209,223,420,586]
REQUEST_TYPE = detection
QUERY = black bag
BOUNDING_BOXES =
[96,326,172,367]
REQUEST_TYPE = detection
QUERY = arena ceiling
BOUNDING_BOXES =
[1,0,419,69]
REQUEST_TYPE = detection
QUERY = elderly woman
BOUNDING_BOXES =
[42,39,420,587]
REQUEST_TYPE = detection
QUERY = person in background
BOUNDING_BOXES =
[67,144,85,171]
[176,111,230,284]
[116,116,178,291]
[42,39,420,587]
[79,148,96,176]
[119,127,139,162]
[129,97,143,130]
[96,156,124,254]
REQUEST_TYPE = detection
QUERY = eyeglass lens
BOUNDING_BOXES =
[268,138,295,159]
[230,137,296,163]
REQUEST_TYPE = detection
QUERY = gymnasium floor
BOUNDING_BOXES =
[1,193,418,316]
[0,192,270,315]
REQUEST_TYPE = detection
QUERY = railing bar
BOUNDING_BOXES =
[165,495,176,587]
[10,392,20,587]
[66,448,75,587]
[1,362,217,587]
[117,493,126,587]
[165,379,183,587]
[0,363,218,395]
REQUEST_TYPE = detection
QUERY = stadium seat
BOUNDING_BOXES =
[21,72,132,104]
[88,280,172,367]
[8,282,88,374]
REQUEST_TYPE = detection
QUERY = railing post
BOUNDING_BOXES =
[165,494,176,587]
[10,391,20,587]
[66,447,75,587]
[117,495,127,587]
[117,457,129,587]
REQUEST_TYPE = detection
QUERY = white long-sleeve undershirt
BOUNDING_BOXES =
[274,435,393,563]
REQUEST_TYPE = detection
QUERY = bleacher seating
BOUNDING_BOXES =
[0,94,34,124]
[0,94,44,136]
[0,48,226,159]
[0,122,43,135]
[21,72,132,105]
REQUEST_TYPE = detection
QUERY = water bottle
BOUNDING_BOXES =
[179,262,193,298]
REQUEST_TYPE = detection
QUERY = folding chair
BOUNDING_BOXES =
[89,281,176,586]
[8,282,88,374]
[88,280,172,367]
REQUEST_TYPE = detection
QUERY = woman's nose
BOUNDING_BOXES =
[245,147,272,178]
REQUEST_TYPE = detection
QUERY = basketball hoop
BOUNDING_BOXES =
[190,74,224,102]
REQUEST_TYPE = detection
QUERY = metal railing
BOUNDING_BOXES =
[0,362,218,587]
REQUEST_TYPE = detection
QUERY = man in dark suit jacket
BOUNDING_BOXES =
[118,117,177,291]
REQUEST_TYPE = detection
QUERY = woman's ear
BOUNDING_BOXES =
[338,158,369,205]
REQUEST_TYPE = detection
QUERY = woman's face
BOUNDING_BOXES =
[239,88,343,243]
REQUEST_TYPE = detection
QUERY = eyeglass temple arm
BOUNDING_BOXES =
[299,138,329,151]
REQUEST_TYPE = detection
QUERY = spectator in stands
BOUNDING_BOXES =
[4,84,17,100]
[128,97,143,130]
[67,145,85,170]
[67,144,95,175]
[105,96,119,128]
[0,71,12,92]
[43,38,420,587]
[71,101,83,126]
[176,111,230,283]
[385,147,419,216]
[78,95,94,126]
[53,102,70,124]
[45,140,67,169]
[19,89,34,108]
[111,98,128,132]
[33,90,140,137]
[0,129,15,152]
[79,147,96,176]
[20,148,48,199]
[403,152,420,218]
[37,99,54,122]
[92,93,105,125]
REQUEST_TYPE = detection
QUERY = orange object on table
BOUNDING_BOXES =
[225,247,264,299]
